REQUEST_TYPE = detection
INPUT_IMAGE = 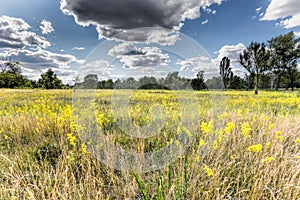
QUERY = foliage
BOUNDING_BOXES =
[219,56,233,89]
[38,69,64,89]
[239,42,271,94]
[268,32,300,91]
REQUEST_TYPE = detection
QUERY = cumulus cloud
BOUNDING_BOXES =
[0,15,50,49]
[109,43,170,68]
[295,31,300,37]
[213,43,247,76]
[15,48,83,69]
[60,0,223,44]
[177,56,212,71]
[0,15,84,83]
[261,0,300,28]
[40,19,54,35]
[214,43,246,63]
[176,43,247,78]
[80,60,113,76]
[1,47,83,72]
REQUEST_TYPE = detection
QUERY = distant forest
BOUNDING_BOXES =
[1,32,300,94]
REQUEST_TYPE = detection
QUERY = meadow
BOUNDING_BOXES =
[0,89,300,199]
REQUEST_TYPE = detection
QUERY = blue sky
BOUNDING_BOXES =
[0,0,299,83]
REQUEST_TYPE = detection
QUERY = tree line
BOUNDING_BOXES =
[1,32,299,93]
[0,61,66,89]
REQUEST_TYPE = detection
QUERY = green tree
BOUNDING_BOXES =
[191,71,207,90]
[205,77,223,89]
[229,75,248,90]
[239,42,270,95]
[268,32,300,91]
[38,69,63,89]
[219,57,233,89]
[83,74,98,89]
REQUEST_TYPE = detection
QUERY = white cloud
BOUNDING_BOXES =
[2,47,83,70]
[109,44,170,68]
[213,43,247,76]
[261,0,300,28]
[214,43,246,63]
[119,47,170,68]
[255,7,262,13]
[77,60,114,81]
[202,19,209,25]
[176,43,247,78]
[0,16,83,84]
[177,56,211,71]
[40,19,54,35]
[0,15,50,49]
[204,8,216,15]
[60,0,224,44]
[72,47,85,51]
[108,43,137,56]
[294,31,300,37]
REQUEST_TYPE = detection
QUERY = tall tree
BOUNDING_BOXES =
[239,42,270,95]
[0,57,22,75]
[191,71,207,90]
[219,57,233,89]
[268,32,300,91]
[38,69,63,89]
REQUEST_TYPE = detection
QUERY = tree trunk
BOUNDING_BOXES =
[254,73,259,95]
[291,79,294,91]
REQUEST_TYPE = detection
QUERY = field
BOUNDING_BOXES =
[0,89,300,199]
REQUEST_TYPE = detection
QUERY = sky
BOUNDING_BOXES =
[0,0,300,83]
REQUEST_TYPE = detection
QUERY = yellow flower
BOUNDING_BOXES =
[81,143,88,154]
[224,122,235,134]
[3,134,9,140]
[263,156,275,163]
[204,164,214,177]
[201,120,214,134]
[201,122,209,134]
[265,142,271,148]
[247,144,263,153]
[241,123,252,137]
[275,131,284,143]
[295,138,300,144]
[67,133,76,147]
[230,154,237,160]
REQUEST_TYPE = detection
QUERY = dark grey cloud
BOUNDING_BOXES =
[60,0,223,44]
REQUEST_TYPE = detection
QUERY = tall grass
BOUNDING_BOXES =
[0,89,299,199]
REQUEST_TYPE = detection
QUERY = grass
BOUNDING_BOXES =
[0,89,299,199]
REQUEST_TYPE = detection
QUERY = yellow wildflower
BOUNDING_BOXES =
[247,144,263,153]
[241,123,252,137]
[263,156,275,163]
[204,164,214,177]
[67,133,76,147]
[224,122,235,134]
[275,131,284,143]
[81,143,88,154]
